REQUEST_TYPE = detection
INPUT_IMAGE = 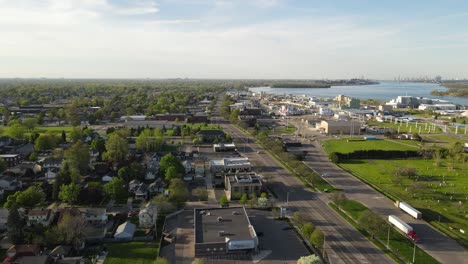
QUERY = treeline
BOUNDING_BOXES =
[329,150,421,163]
[431,83,468,98]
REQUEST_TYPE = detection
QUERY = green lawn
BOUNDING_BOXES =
[104,242,159,264]
[322,138,419,154]
[367,120,443,134]
[340,158,468,247]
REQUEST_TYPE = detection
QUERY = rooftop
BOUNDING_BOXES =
[194,207,255,244]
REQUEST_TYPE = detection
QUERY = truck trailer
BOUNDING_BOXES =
[395,201,422,219]
[388,215,420,242]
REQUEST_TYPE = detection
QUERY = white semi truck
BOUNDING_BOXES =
[388,215,420,242]
[395,201,422,219]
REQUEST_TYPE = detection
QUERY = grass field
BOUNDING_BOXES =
[322,138,419,154]
[104,242,158,264]
[340,158,468,247]
[331,201,439,264]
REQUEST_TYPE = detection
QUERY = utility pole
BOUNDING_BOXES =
[322,234,326,257]
[412,242,416,263]
[286,192,289,206]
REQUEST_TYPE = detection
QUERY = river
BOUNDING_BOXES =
[249,81,468,106]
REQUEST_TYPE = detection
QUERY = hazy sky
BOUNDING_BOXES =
[1,0,468,79]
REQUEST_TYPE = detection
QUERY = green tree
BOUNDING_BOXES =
[69,127,82,142]
[103,177,128,202]
[168,178,189,208]
[59,183,81,204]
[57,211,87,250]
[90,138,106,159]
[239,193,248,205]
[7,203,25,244]
[118,166,134,182]
[23,118,38,131]
[192,258,204,264]
[328,152,340,163]
[165,166,181,182]
[159,154,184,179]
[103,133,129,166]
[5,186,46,209]
[35,132,60,151]
[155,258,170,264]
[300,222,316,237]
[358,210,386,238]
[61,130,67,143]
[330,191,347,208]
[66,102,81,126]
[151,194,176,216]
[292,211,308,226]
[309,229,324,247]
[219,194,229,206]
[6,123,26,140]
[0,158,6,173]
[65,142,90,175]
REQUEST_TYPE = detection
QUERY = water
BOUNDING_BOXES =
[249,81,468,105]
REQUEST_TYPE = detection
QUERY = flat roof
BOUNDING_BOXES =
[195,207,254,244]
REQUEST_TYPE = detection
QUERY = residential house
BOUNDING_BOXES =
[0,136,13,149]
[6,163,42,178]
[11,143,34,158]
[78,208,107,225]
[13,255,49,264]
[26,209,54,227]
[139,203,158,228]
[194,160,205,178]
[6,244,40,258]
[114,222,136,239]
[148,179,165,198]
[0,176,21,191]
[135,183,148,201]
[45,168,59,182]
[0,154,21,167]
[101,175,113,183]
[0,208,8,230]
[42,158,63,170]
[145,169,157,181]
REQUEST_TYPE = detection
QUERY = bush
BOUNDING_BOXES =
[300,223,315,238]
[309,229,324,247]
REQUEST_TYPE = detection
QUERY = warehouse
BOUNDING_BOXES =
[194,207,258,257]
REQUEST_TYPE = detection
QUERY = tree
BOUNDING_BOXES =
[260,192,268,198]
[292,211,308,226]
[57,211,87,250]
[328,152,340,163]
[248,193,258,208]
[65,142,90,175]
[193,187,208,201]
[61,130,67,143]
[103,133,129,166]
[449,142,464,167]
[165,166,181,182]
[239,193,248,205]
[5,186,46,209]
[300,222,316,237]
[66,102,81,126]
[23,118,38,131]
[192,258,204,264]
[136,128,164,152]
[257,197,269,208]
[297,255,320,264]
[330,192,347,208]
[7,203,25,244]
[0,158,6,174]
[103,177,128,202]
[35,132,60,151]
[59,183,81,204]
[168,179,189,208]
[219,195,229,206]
[309,229,324,247]
[6,123,26,140]
[358,210,386,238]
[151,194,176,216]
[69,126,82,142]
[90,138,106,159]
[159,154,184,179]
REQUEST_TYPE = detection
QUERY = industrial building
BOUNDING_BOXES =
[194,207,258,257]
[213,143,237,152]
[225,172,263,200]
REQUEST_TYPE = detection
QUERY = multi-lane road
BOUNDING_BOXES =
[217,119,394,264]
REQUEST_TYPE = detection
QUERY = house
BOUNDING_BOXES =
[45,168,59,182]
[0,136,13,149]
[196,130,226,143]
[145,169,157,181]
[194,160,205,178]
[42,158,63,170]
[135,183,148,201]
[101,175,113,183]
[0,176,21,191]
[49,245,72,257]
[78,208,107,225]
[114,221,136,239]
[182,160,192,174]
[129,180,141,192]
[13,255,49,264]
[0,208,8,230]
[11,143,34,157]
[0,154,21,167]
[6,244,40,258]
[56,256,85,264]
[6,163,42,178]
[26,209,54,227]
[148,179,165,197]
[139,203,158,228]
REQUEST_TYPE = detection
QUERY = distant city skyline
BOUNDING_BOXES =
[1,0,468,79]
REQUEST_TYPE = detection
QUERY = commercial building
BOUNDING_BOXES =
[213,143,237,152]
[320,120,357,134]
[225,172,262,200]
[210,158,251,173]
[194,207,258,257]
[0,154,21,167]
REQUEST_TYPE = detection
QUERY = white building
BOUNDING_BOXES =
[319,107,334,116]
[78,208,108,225]
[210,157,251,173]
[418,104,457,111]
[27,209,54,227]
[114,221,136,239]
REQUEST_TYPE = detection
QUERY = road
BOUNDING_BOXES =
[219,120,394,264]
[294,136,468,264]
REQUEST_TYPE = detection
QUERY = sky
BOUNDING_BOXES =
[1,0,468,79]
